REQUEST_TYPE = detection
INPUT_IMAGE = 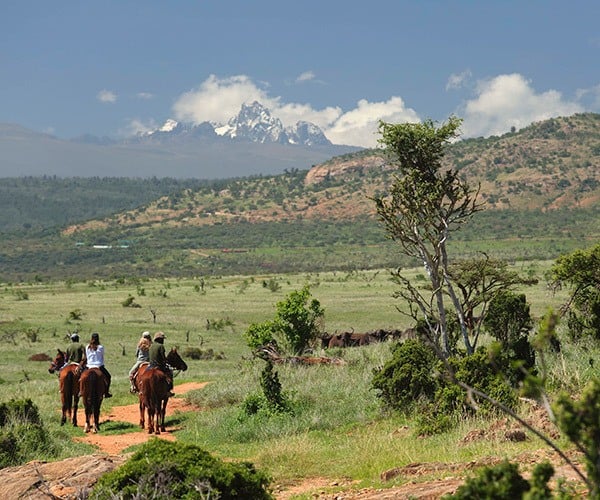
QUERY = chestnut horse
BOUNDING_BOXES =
[79,367,107,433]
[48,349,80,427]
[137,347,188,434]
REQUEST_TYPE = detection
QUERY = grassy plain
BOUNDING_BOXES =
[1,262,598,494]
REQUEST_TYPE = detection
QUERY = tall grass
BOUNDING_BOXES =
[0,262,596,492]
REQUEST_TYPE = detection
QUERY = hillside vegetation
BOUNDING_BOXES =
[0,113,599,281]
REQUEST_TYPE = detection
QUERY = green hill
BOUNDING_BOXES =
[1,113,599,282]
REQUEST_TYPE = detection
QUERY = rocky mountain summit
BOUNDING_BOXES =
[137,101,332,146]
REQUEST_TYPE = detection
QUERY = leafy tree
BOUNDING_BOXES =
[550,243,600,339]
[372,117,483,355]
[450,255,535,349]
[273,285,324,354]
[484,290,533,345]
[244,285,324,355]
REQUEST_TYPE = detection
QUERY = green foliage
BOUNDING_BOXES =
[67,308,84,321]
[444,460,556,499]
[554,378,600,497]
[484,290,533,345]
[273,285,324,354]
[241,361,292,417]
[374,116,483,355]
[121,294,141,308]
[371,339,438,413]
[262,277,281,292]
[244,286,324,355]
[92,439,272,499]
[0,399,56,469]
[551,243,600,340]
[244,321,277,351]
[372,340,520,433]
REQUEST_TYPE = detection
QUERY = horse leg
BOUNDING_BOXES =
[72,394,79,427]
[84,409,91,433]
[147,407,154,434]
[154,407,161,435]
[139,399,145,429]
[160,399,168,432]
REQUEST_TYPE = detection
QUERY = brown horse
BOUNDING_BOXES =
[79,367,107,433]
[137,348,188,434]
[48,349,81,427]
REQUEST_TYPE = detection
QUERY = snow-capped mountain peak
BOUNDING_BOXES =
[138,101,332,146]
[158,119,179,133]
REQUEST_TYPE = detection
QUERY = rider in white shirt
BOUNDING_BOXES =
[83,332,112,398]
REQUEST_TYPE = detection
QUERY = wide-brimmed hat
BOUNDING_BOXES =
[142,331,151,339]
[71,333,79,341]
[154,331,166,340]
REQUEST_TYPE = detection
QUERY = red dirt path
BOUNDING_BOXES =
[74,381,208,454]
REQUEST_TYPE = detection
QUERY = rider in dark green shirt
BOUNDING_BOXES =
[149,331,174,397]
[66,333,85,364]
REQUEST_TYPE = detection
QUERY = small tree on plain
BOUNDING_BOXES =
[372,116,483,355]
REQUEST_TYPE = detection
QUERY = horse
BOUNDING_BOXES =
[48,349,81,427]
[137,347,188,435]
[79,367,107,433]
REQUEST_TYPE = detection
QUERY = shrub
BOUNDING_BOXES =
[0,399,56,469]
[371,339,438,413]
[92,439,272,499]
[243,286,324,355]
[241,360,293,417]
[484,291,533,345]
[444,460,557,499]
[372,341,520,432]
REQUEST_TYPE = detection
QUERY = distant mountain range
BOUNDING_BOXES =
[0,102,360,179]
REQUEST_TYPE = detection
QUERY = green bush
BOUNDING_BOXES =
[0,399,56,469]
[444,460,556,499]
[484,291,533,346]
[241,361,293,417]
[92,439,272,499]
[243,286,324,355]
[371,339,438,413]
[372,341,520,432]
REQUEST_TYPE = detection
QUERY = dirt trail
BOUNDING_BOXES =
[75,381,208,454]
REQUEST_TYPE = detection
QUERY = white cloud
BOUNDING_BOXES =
[446,70,472,91]
[172,74,277,124]
[121,118,157,137]
[296,71,315,83]
[460,73,583,138]
[137,92,154,100]
[171,75,420,147]
[97,89,117,103]
[324,97,420,147]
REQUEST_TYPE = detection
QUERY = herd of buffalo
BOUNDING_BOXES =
[319,328,417,349]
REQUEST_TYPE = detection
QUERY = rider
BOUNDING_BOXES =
[128,331,152,393]
[148,331,175,397]
[82,332,112,398]
[65,333,85,364]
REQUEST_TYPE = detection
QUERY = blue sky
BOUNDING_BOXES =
[2,1,599,147]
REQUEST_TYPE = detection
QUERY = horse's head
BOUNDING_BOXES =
[167,347,188,372]
[49,349,66,374]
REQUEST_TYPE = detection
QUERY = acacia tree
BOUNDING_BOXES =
[550,242,600,340]
[373,117,482,355]
[449,255,535,350]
